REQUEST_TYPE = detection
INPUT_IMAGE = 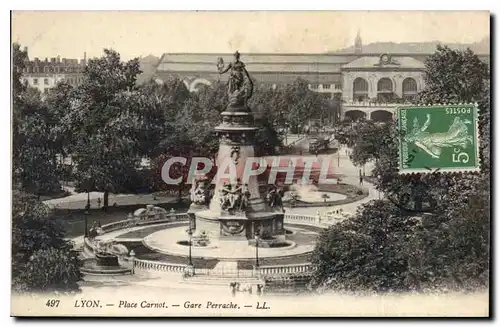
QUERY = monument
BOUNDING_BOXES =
[188,51,285,243]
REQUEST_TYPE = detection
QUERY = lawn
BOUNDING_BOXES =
[53,202,189,238]
[116,222,189,239]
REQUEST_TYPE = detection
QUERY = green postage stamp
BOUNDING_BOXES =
[397,104,480,174]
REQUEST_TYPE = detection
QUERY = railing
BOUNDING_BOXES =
[258,263,313,276]
[134,258,187,273]
[82,212,329,278]
[101,213,189,234]
[284,213,317,224]
[343,101,402,107]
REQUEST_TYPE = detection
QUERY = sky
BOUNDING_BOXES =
[12,11,490,61]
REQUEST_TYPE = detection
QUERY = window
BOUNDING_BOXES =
[322,84,330,89]
[402,77,418,102]
[377,78,393,93]
[33,78,38,85]
[377,78,394,102]
[44,78,49,85]
[44,66,49,73]
[352,77,369,102]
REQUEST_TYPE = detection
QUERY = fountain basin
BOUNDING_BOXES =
[95,252,120,266]
[81,257,132,275]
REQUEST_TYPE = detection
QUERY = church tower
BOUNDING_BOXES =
[354,30,362,54]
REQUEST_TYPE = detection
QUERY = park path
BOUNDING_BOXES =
[286,144,381,217]
[52,137,378,220]
[44,191,179,210]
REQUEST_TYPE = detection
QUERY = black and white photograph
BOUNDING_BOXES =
[9,10,491,317]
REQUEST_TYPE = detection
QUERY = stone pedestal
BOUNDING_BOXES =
[192,106,285,241]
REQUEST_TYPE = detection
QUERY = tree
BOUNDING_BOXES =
[254,118,283,157]
[63,49,154,210]
[311,46,490,292]
[12,190,82,293]
[14,248,82,293]
[334,120,392,167]
[417,46,488,104]
[281,79,326,133]
[12,43,63,196]
[310,201,419,292]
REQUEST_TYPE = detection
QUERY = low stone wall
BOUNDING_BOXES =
[101,213,189,234]
[82,212,330,278]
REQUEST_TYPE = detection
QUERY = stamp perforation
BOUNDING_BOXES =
[396,103,481,175]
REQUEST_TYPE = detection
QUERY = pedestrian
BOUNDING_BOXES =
[256,284,263,296]
[359,169,363,185]
[230,282,237,297]
[97,197,101,209]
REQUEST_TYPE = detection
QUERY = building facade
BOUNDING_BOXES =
[154,37,489,122]
[18,48,87,95]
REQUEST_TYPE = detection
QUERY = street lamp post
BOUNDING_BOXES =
[187,228,193,266]
[254,233,259,268]
[84,190,90,237]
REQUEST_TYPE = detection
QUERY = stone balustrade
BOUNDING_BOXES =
[343,101,402,107]
[258,263,313,276]
[133,258,187,273]
[284,213,317,224]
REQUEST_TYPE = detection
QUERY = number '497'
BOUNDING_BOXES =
[46,299,60,307]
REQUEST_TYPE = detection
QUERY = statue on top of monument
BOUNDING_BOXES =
[217,51,254,109]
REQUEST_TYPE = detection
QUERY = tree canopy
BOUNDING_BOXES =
[313,46,490,292]
[12,189,82,293]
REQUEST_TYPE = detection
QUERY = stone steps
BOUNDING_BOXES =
[182,275,263,286]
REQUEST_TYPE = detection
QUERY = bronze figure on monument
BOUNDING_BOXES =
[217,51,254,110]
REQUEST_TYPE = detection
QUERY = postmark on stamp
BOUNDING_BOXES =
[397,104,480,174]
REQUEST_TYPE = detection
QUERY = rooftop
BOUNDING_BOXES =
[342,56,425,70]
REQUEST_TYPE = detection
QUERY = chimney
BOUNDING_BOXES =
[23,46,28,53]
[57,55,60,63]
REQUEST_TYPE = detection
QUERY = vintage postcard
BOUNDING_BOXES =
[10,11,491,317]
